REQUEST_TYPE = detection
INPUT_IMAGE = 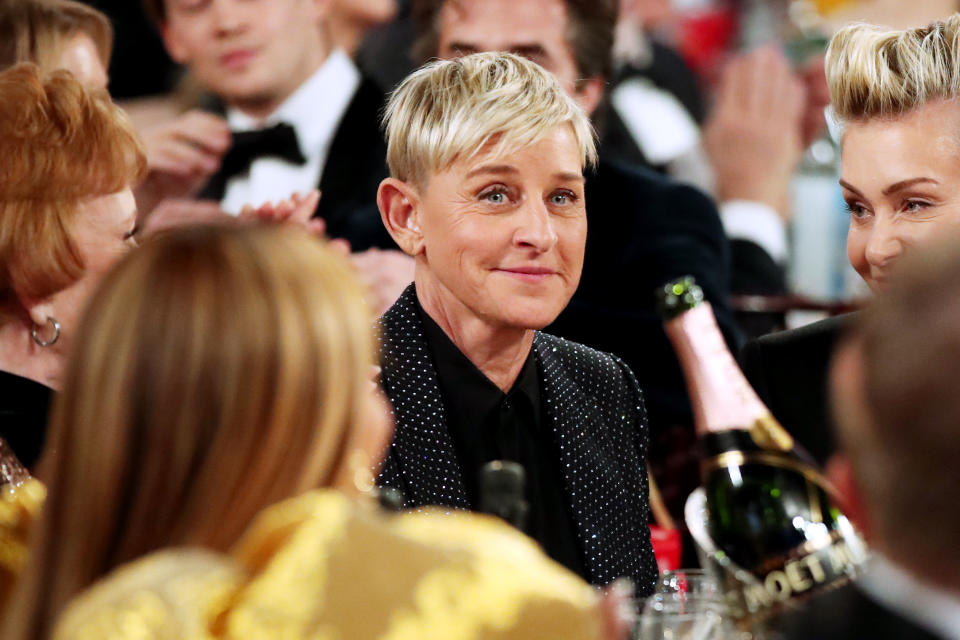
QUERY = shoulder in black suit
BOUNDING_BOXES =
[376,286,658,593]
[772,583,945,640]
[741,314,853,465]
[315,76,393,251]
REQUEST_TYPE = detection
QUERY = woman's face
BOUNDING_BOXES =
[40,189,137,369]
[842,100,960,292]
[55,32,108,89]
[414,125,587,331]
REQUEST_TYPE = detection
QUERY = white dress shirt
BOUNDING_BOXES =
[720,199,788,264]
[221,49,361,215]
[858,555,960,640]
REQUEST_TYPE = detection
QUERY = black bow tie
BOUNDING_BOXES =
[219,122,307,181]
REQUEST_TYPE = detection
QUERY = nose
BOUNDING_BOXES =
[212,0,245,35]
[864,216,905,271]
[514,199,559,253]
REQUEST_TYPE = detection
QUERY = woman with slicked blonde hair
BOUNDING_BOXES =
[744,14,960,469]
[375,51,657,593]
[2,223,621,640]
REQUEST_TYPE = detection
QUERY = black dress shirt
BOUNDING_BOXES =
[416,303,587,577]
[0,369,53,471]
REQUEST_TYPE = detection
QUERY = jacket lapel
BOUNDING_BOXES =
[534,334,645,585]
[376,286,471,509]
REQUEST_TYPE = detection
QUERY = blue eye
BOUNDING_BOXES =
[480,187,509,204]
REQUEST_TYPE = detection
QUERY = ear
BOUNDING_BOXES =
[377,178,425,257]
[575,76,605,117]
[19,292,57,336]
[826,453,872,542]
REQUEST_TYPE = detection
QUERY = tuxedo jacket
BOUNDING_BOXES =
[773,583,945,640]
[200,76,394,252]
[376,286,658,592]
[741,314,853,465]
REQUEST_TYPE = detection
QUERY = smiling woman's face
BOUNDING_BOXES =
[841,100,960,292]
[414,124,587,331]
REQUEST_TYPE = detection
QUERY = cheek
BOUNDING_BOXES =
[846,226,868,273]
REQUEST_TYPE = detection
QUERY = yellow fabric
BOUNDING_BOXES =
[54,490,603,640]
[0,478,46,575]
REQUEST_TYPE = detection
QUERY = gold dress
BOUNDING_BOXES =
[53,490,604,640]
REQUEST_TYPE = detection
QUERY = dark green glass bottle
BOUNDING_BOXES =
[657,277,865,621]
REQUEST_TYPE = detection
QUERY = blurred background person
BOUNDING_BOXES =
[743,14,960,466]
[375,52,657,592]
[326,0,398,61]
[0,0,112,87]
[1,224,622,640]
[775,238,960,639]
[0,63,145,470]
[412,0,737,539]
[141,0,392,249]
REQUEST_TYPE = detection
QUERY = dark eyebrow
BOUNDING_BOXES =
[838,180,865,198]
[509,44,548,60]
[465,164,519,179]
[447,42,480,55]
[881,177,940,195]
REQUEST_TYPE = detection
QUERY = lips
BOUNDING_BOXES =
[220,48,258,71]
[495,266,558,283]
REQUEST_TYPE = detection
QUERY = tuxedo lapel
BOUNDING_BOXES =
[534,333,654,587]
[376,286,470,508]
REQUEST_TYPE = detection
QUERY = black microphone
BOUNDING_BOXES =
[479,460,528,531]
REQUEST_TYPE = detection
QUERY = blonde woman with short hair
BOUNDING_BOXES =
[744,14,960,470]
[375,51,657,592]
[2,224,620,640]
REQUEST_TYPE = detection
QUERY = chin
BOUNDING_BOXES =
[492,299,567,331]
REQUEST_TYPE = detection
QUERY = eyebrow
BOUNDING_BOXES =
[839,177,940,197]
[464,165,584,183]
[447,42,547,60]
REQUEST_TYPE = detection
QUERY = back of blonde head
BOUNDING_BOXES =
[384,52,597,186]
[2,225,375,640]
[827,14,960,121]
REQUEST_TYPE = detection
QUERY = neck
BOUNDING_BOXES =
[228,42,331,121]
[0,317,61,390]
[415,272,533,393]
[324,13,366,58]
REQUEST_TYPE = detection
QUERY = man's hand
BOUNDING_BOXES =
[703,47,805,219]
[350,249,416,315]
[135,111,232,216]
[142,191,322,238]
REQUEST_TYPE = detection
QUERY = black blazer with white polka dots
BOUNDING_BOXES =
[376,286,658,592]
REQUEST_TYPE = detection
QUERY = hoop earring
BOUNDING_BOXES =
[31,316,61,348]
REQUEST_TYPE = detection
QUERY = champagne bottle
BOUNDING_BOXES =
[657,277,865,620]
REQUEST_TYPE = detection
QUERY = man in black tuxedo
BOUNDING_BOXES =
[412,0,738,521]
[142,0,394,251]
[774,248,960,640]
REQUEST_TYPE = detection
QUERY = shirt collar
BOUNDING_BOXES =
[226,49,360,157]
[858,554,960,640]
[415,298,539,412]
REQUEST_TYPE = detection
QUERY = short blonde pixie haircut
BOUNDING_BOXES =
[826,14,960,122]
[0,64,145,318]
[383,52,597,187]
